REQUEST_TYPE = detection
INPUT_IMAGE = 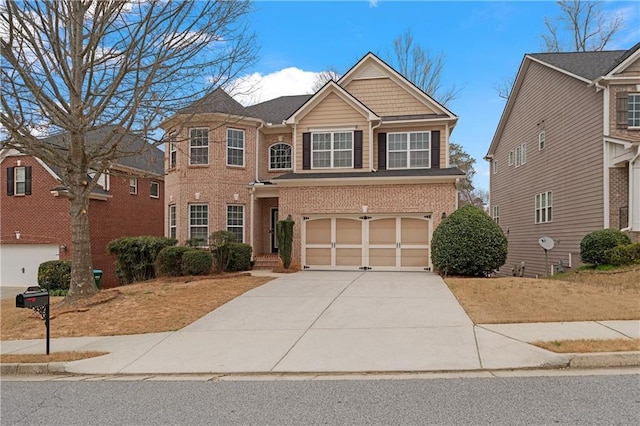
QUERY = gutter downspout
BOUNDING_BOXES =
[250,123,264,261]
[370,119,382,172]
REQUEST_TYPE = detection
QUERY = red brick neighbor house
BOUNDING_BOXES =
[485,43,640,277]
[162,52,464,271]
[0,127,165,288]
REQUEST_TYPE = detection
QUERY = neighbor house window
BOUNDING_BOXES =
[492,205,499,224]
[493,160,498,174]
[7,166,31,196]
[227,128,245,166]
[387,131,430,169]
[514,143,526,167]
[629,94,640,128]
[538,131,546,151]
[227,205,244,243]
[189,204,208,245]
[269,143,292,170]
[150,182,159,198]
[535,191,552,224]
[189,128,209,165]
[508,151,514,166]
[169,205,176,239]
[129,177,137,194]
[312,131,353,168]
[169,133,177,168]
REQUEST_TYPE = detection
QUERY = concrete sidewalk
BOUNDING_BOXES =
[1,271,638,375]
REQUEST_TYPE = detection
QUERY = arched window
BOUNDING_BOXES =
[269,143,292,170]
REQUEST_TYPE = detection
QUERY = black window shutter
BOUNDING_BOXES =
[303,132,311,170]
[616,91,629,129]
[7,167,14,196]
[354,130,363,169]
[431,131,440,169]
[377,133,386,170]
[25,166,32,195]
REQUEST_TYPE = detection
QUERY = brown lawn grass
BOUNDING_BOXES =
[533,339,640,353]
[0,274,272,341]
[444,265,640,324]
[0,351,108,363]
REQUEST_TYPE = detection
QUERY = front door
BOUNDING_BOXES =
[270,208,279,253]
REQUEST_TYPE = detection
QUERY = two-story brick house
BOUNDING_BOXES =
[162,53,464,271]
[0,126,165,288]
[485,42,640,277]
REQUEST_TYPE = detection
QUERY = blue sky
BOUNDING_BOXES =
[232,0,640,190]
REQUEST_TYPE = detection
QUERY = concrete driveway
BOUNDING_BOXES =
[2,271,570,374]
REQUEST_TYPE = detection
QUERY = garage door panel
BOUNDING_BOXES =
[0,244,59,287]
[306,248,331,266]
[305,219,332,245]
[369,218,396,245]
[336,248,362,266]
[400,249,429,267]
[335,218,362,244]
[401,218,429,245]
[369,248,397,267]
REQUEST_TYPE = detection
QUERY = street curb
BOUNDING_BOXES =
[569,352,640,368]
[1,362,67,376]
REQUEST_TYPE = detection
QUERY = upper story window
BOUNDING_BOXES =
[89,170,109,191]
[312,131,353,168]
[538,131,546,151]
[535,191,552,224]
[129,177,138,194]
[269,143,292,170]
[387,131,430,169]
[169,133,177,168]
[150,181,159,198]
[508,151,514,166]
[629,94,640,128]
[492,205,499,225]
[7,166,31,196]
[227,128,245,167]
[493,160,498,174]
[514,143,526,168]
[189,128,209,165]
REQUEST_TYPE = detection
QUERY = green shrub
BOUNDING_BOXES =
[580,229,631,266]
[107,236,177,284]
[604,242,640,266]
[209,231,236,272]
[277,215,294,269]
[38,260,71,291]
[181,250,213,275]
[155,246,192,276]
[227,243,253,272]
[431,205,508,277]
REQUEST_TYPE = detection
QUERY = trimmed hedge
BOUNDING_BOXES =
[431,205,508,277]
[181,250,213,275]
[38,260,71,291]
[227,243,252,272]
[580,229,631,266]
[155,246,192,277]
[107,236,177,284]
[604,242,640,266]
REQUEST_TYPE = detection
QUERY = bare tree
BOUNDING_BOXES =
[387,30,461,106]
[1,0,257,301]
[542,0,624,52]
[311,67,342,92]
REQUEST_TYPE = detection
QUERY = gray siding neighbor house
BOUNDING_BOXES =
[486,43,640,277]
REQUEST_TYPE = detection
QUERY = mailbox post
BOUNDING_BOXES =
[16,286,50,355]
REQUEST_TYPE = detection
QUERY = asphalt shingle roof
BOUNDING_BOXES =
[528,50,627,80]
[178,87,250,116]
[246,95,312,123]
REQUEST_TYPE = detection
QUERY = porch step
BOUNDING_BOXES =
[253,255,280,270]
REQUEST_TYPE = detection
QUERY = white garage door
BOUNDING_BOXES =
[303,215,431,271]
[0,244,59,287]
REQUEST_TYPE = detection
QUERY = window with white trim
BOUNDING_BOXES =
[387,131,430,169]
[189,204,208,245]
[538,131,545,151]
[227,205,244,243]
[508,151,514,166]
[169,133,177,168]
[129,177,137,194]
[150,181,159,198]
[492,205,499,224]
[312,131,353,168]
[169,205,176,239]
[269,143,292,170]
[629,94,640,128]
[514,143,526,167]
[493,160,498,174]
[15,166,27,195]
[535,191,552,224]
[189,128,209,165]
[227,128,244,166]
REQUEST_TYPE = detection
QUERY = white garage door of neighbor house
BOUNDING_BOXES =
[0,244,59,287]
[302,215,432,271]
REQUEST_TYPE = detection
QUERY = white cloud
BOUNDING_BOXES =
[369,0,379,8]
[229,67,320,106]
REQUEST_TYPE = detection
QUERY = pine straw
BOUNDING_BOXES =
[533,339,640,353]
[0,351,108,364]
[0,274,272,341]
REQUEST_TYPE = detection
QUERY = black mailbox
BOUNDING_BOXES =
[16,289,49,308]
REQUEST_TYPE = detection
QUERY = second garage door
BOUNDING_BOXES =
[303,215,431,271]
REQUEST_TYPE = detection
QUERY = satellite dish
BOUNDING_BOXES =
[539,237,555,251]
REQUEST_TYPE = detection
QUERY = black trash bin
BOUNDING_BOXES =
[93,270,103,289]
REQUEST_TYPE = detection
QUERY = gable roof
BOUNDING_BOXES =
[245,95,312,124]
[177,87,250,116]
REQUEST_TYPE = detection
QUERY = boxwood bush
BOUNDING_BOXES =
[155,246,192,277]
[181,250,213,275]
[227,243,253,272]
[580,229,631,266]
[604,242,640,266]
[431,205,508,277]
[38,260,71,291]
[107,236,177,284]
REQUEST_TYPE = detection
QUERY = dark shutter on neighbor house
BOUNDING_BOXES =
[24,166,32,195]
[302,132,311,170]
[7,167,14,196]
[354,130,363,169]
[431,131,440,169]
[616,91,629,129]
[377,133,387,170]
